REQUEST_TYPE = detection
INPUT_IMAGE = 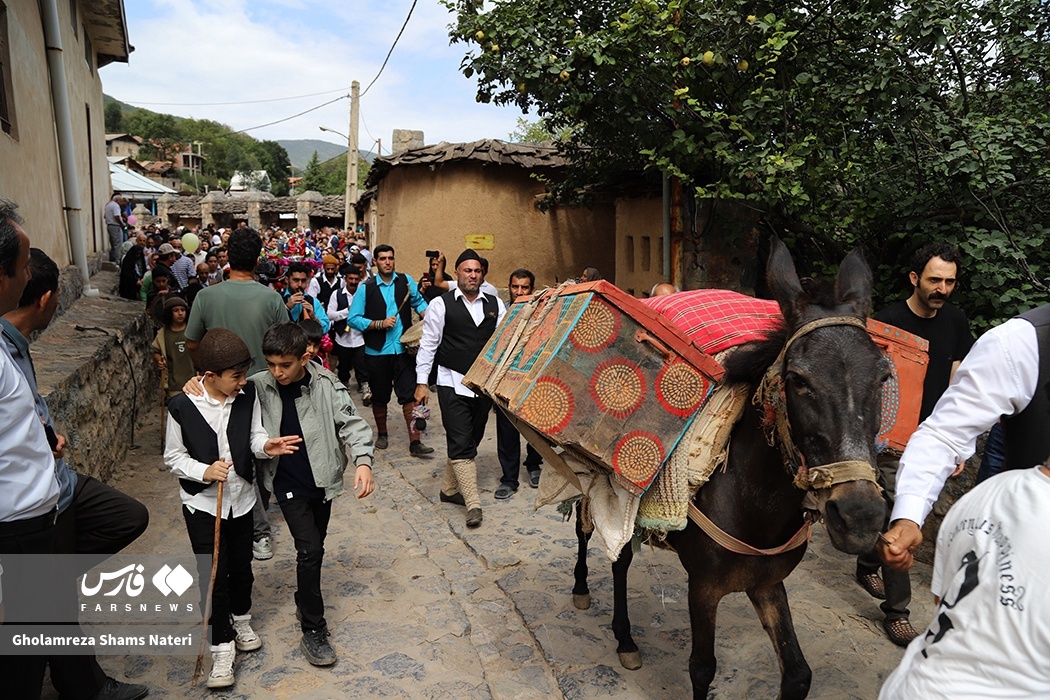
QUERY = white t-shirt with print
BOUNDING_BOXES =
[880,467,1050,699]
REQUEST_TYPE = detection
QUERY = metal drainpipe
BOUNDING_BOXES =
[41,0,97,296]
[662,171,671,282]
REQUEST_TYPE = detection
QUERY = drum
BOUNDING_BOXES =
[400,318,425,355]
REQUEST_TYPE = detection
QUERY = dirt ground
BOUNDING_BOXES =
[45,402,933,699]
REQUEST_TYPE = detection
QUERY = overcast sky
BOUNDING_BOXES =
[100,0,524,153]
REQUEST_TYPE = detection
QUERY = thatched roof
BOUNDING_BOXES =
[366,139,570,187]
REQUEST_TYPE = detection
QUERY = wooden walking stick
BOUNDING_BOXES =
[192,480,224,686]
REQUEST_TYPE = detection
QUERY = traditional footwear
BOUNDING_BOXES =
[361,382,372,406]
[494,483,516,500]
[884,617,920,647]
[528,469,542,488]
[465,508,483,528]
[232,613,262,651]
[856,571,886,600]
[300,627,337,666]
[206,641,236,688]
[91,677,149,700]
[409,440,434,456]
[252,537,273,561]
[375,433,389,450]
[439,491,466,506]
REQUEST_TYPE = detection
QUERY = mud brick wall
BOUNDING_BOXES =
[32,269,160,482]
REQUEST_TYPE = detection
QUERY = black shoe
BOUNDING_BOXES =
[494,483,516,500]
[92,677,149,700]
[439,491,466,506]
[856,570,886,599]
[466,508,483,528]
[528,469,542,488]
[884,617,919,647]
[300,628,337,666]
[410,440,434,456]
[375,433,388,450]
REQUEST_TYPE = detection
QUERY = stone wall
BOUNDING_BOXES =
[33,270,160,481]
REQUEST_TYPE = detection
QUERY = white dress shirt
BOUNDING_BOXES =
[416,288,506,397]
[893,317,1039,525]
[326,281,364,349]
[306,276,321,298]
[164,389,271,519]
[0,345,59,522]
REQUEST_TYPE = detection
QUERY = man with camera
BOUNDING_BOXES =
[284,261,331,333]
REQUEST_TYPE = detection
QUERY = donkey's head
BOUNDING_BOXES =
[766,238,887,554]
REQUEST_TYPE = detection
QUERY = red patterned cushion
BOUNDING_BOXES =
[642,289,783,354]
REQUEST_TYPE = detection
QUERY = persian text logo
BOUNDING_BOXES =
[80,563,193,598]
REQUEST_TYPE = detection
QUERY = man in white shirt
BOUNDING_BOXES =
[878,304,1050,571]
[414,249,506,528]
[104,193,126,262]
[326,266,371,402]
[0,198,61,697]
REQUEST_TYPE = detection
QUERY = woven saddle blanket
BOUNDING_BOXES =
[642,288,783,354]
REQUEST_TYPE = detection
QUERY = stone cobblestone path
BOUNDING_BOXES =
[54,397,934,699]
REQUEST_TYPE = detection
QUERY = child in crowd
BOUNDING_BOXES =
[256,322,373,666]
[152,297,196,399]
[298,318,332,370]
[164,328,301,689]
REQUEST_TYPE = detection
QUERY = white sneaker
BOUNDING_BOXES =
[232,613,262,651]
[252,537,273,560]
[206,641,236,689]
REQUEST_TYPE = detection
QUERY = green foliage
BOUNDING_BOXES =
[445,0,1050,329]
[507,116,575,143]
[301,151,325,193]
[104,101,123,132]
[299,150,371,196]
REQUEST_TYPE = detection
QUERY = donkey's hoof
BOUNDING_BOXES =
[617,651,643,670]
[572,593,591,610]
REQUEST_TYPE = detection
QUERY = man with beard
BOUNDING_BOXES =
[327,265,370,402]
[414,250,506,527]
[856,242,974,646]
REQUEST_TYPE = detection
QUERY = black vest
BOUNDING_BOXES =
[362,273,412,351]
[1002,304,1050,470]
[435,290,498,375]
[167,383,257,495]
[317,274,339,307]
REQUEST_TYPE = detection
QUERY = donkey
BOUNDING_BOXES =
[571,238,889,699]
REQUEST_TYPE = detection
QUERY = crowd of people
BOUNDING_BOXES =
[1,194,1048,697]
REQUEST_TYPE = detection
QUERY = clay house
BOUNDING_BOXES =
[140,160,181,192]
[104,132,143,159]
[0,0,130,278]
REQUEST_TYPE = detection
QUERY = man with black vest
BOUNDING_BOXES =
[414,249,506,528]
[879,302,1050,571]
[347,244,432,455]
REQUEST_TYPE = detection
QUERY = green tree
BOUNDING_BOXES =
[445,0,1050,328]
[507,116,574,143]
[301,151,325,193]
[104,102,123,132]
[257,140,292,196]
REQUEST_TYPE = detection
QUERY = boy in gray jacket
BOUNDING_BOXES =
[256,322,374,666]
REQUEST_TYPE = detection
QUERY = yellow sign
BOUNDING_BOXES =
[465,234,494,250]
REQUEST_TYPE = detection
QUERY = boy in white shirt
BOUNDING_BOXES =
[164,328,301,689]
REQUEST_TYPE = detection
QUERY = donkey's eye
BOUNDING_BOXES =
[785,371,812,394]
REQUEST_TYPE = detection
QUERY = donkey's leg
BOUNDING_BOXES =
[747,582,812,700]
[611,543,641,670]
[686,578,720,700]
[572,500,592,609]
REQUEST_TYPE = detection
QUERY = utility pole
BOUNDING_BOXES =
[345,80,360,233]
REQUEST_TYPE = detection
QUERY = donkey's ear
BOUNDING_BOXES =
[835,248,872,318]
[766,237,804,324]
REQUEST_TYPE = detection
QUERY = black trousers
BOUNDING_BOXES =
[183,506,254,645]
[278,497,333,633]
[333,343,369,388]
[49,475,149,699]
[437,386,492,461]
[495,408,543,490]
[857,459,911,620]
[365,353,416,406]
[0,511,57,700]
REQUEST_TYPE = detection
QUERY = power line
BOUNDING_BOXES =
[124,86,353,107]
[360,0,418,97]
[210,94,349,139]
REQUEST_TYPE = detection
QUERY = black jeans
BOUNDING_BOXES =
[278,497,333,632]
[365,353,416,406]
[0,511,57,699]
[333,343,369,388]
[183,506,254,645]
[437,386,492,461]
[857,459,911,620]
[495,408,542,490]
[50,475,149,699]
